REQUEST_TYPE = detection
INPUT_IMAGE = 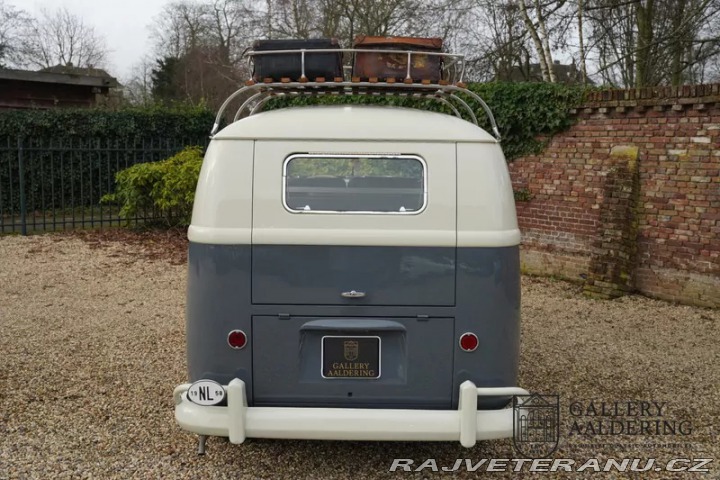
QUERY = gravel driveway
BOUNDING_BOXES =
[1,234,718,479]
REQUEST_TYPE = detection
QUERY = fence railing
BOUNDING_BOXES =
[0,136,206,235]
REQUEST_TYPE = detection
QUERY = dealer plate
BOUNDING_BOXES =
[321,336,381,379]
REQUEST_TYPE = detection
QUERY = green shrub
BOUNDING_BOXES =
[102,146,203,226]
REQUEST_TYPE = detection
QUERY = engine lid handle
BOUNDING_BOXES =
[341,290,366,299]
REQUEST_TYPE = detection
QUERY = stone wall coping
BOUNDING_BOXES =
[576,83,720,112]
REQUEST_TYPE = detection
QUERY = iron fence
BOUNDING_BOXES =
[0,136,206,235]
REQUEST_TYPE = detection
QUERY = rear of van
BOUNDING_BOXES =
[175,105,527,447]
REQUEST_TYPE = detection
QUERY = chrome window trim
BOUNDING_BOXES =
[282,153,428,215]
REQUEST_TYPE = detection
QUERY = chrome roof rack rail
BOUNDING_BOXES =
[210,48,501,141]
[245,47,467,83]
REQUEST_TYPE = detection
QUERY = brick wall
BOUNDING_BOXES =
[509,84,720,307]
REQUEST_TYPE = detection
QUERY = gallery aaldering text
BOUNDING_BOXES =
[568,401,692,436]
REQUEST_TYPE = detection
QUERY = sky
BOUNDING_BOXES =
[9,0,169,80]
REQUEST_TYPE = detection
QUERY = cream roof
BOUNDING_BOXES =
[213,105,497,143]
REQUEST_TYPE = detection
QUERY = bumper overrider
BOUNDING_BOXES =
[174,379,528,448]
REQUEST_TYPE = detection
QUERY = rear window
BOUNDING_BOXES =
[283,154,426,214]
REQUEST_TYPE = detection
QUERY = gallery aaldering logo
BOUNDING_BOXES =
[513,394,560,458]
[343,340,359,361]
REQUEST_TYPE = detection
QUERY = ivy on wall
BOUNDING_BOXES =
[465,82,585,160]
[264,82,585,161]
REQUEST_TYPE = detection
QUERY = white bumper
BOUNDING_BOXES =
[174,379,528,448]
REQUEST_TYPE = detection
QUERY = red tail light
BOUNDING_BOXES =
[228,330,247,349]
[459,332,479,352]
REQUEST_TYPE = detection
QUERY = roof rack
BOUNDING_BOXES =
[211,48,501,142]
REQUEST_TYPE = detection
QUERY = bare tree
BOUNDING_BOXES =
[584,0,637,85]
[256,0,471,47]
[576,0,588,83]
[0,0,31,67]
[150,0,256,108]
[350,0,421,37]
[152,0,261,62]
[271,0,319,38]
[684,3,720,82]
[268,0,426,46]
[585,0,720,87]
[460,1,529,81]
[665,0,720,85]
[457,0,578,83]
[152,0,213,59]
[209,0,258,65]
[697,46,720,82]
[122,56,156,105]
[17,7,108,69]
[451,0,720,86]
[517,0,573,82]
[142,0,720,92]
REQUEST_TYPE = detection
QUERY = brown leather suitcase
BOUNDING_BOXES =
[352,36,444,82]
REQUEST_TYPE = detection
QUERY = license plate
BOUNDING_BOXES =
[321,336,381,379]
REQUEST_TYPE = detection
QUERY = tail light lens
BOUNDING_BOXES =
[459,332,479,352]
[228,330,247,349]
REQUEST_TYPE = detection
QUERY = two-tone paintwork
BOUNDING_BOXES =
[184,105,521,414]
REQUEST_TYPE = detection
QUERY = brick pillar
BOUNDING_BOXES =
[583,145,641,299]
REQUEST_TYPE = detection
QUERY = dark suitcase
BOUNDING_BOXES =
[352,36,444,82]
[251,39,342,81]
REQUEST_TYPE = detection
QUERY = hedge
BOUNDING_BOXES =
[0,107,213,216]
[0,105,214,139]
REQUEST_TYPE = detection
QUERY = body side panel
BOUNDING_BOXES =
[452,246,521,408]
[189,139,254,244]
[456,142,520,247]
[185,243,253,398]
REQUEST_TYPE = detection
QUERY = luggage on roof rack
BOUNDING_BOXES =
[228,43,503,140]
[352,36,444,82]
[251,39,343,82]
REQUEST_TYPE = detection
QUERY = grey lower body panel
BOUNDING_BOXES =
[252,316,454,408]
[185,242,520,410]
